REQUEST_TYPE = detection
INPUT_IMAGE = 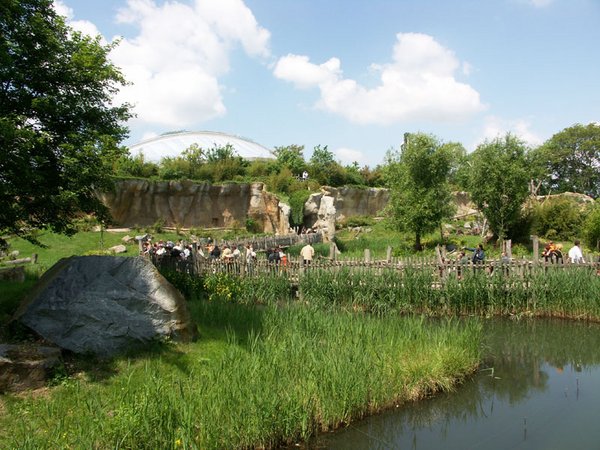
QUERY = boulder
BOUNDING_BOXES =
[122,235,135,244]
[109,244,127,254]
[0,344,62,393]
[13,256,197,357]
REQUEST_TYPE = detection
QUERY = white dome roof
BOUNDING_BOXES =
[128,131,274,161]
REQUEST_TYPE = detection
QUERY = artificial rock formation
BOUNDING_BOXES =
[13,256,197,357]
[99,180,290,234]
[304,186,390,239]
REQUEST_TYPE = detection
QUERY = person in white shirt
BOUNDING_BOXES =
[300,243,315,266]
[567,239,585,264]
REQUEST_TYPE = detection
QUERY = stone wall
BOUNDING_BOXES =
[99,179,290,234]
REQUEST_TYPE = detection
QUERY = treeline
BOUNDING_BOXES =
[113,143,385,190]
[383,124,600,250]
[113,123,600,248]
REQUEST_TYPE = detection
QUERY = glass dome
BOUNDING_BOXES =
[128,131,274,161]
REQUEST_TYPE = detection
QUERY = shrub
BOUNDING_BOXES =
[245,218,262,234]
[583,204,600,250]
[288,189,311,226]
[531,197,585,241]
[151,218,166,234]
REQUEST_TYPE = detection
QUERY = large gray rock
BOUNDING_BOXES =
[13,256,197,357]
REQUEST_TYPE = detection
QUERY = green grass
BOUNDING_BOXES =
[0,301,481,449]
[4,230,183,272]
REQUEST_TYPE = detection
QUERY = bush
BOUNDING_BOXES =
[531,197,585,241]
[583,204,600,250]
[288,189,311,226]
[245,218,262,234]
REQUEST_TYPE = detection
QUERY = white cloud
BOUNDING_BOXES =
[473,116,545,149]
[274,55,341,88]
[110,0,271,128]
[273,32,485,125]
[335,147,366,165]
[57,0,270,129]
[53,0,103,39]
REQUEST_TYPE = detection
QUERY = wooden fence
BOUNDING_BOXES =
[151,251,600,285]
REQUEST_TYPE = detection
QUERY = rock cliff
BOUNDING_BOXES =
[304,186,390,239]
[99,179,290,234]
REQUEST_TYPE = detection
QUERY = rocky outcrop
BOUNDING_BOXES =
[13,256,197,357]
[304,186,389,239]
[99,179,290,234]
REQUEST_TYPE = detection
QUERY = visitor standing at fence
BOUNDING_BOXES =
[464,244,485,264]
[300,243,315,266]
[568,240,585,263]
[244,244,256,275]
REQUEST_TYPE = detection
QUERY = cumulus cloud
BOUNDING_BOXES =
[57,0,270,129]
[108,0,271,128]
[474,116,545,149]
[335,147,366,165]
[273,32,485,125]
[53,0,103,39]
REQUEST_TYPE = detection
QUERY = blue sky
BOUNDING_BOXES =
[54,0,600,167]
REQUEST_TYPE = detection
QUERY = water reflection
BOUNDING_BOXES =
[318,318,600,450]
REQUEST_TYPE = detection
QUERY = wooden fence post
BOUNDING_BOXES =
[530,235,539,265]
[386,246,392,263]
[364,249,371,263]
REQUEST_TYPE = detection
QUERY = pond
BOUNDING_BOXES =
[316,318,600,450]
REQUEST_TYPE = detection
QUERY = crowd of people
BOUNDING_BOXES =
[143,236,317,269]
[142,239,193,259]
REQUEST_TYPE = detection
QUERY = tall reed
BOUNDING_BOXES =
[0,303,481,449]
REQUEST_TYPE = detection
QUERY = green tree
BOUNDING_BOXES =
[469,134,530,240]
[0,0,131,238]
[530,123,600,197]
[583,202,600,250]
[384,133,455,251]
[273,144,306,175]
[200,144,248,182]
[443,142,470,191]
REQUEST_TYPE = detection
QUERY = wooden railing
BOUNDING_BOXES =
[151,252,600,283]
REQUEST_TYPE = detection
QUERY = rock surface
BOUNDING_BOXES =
[13,256,197,357]
[304,186,390,239]
[99,180,290,234]
[0,344,62,393]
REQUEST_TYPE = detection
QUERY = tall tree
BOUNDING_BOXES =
[272,144,306,175]
[385,133,455,251]
[530,123,600,197]
[0,0,131,238]
[469,133,530,240]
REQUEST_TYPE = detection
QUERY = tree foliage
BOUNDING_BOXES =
[273,144,306,175]
[384,133,455,250]
[531,196,586,241]
[530,123,600,197]
[0,0,131,237]
[583,202,600,250]
[468,134,529,240]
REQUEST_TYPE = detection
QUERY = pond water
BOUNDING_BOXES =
[316,318,600,450]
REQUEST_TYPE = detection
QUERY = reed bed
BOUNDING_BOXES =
[0,303,481,449]
[298,265,600,319]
